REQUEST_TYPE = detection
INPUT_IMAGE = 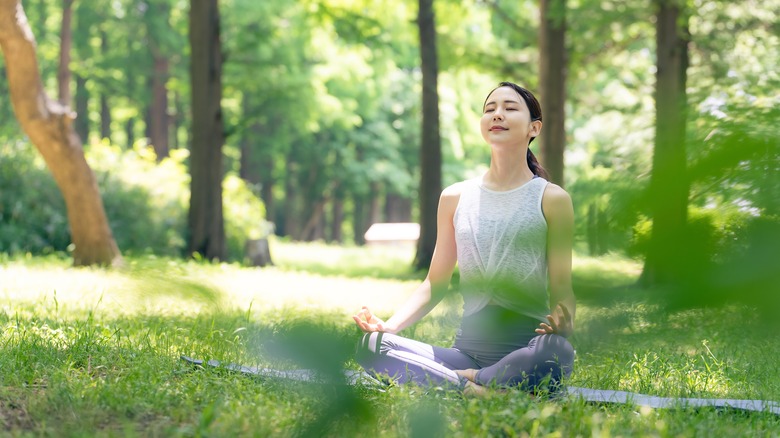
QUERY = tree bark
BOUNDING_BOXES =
[57,0,74,106]
[282,149,298,238]
[188,0,226,260]
[0,0,122,266]
[99,30,111,141]
[353,194,367,245]
[74,74,89,141]
[146,0,171,160]
[640,0,690,286]
[385,193,413,223]
[538,0,567,186]
[414,0,442,270]
[331,195,344,243]
[149,53,170,160]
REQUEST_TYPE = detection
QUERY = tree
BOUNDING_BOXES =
[145,0,176,160]
[413,0,442,270]
[538,0,567,186]
[58,0,74,105]
[0,0,122,266]
[188,0,226,260]
[639,0,690,286]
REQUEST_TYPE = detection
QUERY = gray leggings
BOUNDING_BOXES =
[355,331,574,391]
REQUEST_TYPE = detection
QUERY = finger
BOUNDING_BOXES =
[559,303,571,320]
[546,315,559,331]
[537,323,552,332]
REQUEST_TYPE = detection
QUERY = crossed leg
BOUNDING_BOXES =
[357,332,574,392]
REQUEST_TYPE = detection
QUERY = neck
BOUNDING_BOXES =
[484,145,534,190]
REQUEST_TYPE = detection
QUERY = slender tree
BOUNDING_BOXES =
[146,0,173,160]
[640,0,690,286]
[413,0,442,270]
[188,0,226,260]
[99,29,111,141]
[0,0,122,266]
[58,0,74,105]
[538,0,567,186]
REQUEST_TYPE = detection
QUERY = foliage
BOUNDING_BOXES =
[0,141,69,254]
[0,141,270,261]
[223,174,272,259]
[2,0,779,260]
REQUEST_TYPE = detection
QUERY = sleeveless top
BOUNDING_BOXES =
[453,176,550,322]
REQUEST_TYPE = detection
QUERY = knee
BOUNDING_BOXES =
[534,334,575,373]
[356,331,383,356]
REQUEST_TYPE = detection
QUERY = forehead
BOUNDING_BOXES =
[485,87,525,105]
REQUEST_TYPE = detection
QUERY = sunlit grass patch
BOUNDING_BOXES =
[1,244,780,435]
[271,239,423,281]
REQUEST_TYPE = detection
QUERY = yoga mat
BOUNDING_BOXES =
[180,356,780,415]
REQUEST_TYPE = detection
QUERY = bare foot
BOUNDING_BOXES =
[463,380,489,397]
[454,369,478,382]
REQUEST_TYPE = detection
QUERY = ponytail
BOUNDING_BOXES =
[527,149,549,179]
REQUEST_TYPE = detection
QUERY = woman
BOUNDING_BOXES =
[353,82,575,394]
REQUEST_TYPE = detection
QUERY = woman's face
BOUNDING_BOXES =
[480,86,540,147]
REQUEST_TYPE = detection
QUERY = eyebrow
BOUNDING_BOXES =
[484,99,521,106]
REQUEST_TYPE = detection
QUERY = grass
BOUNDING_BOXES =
[1,241,779,437]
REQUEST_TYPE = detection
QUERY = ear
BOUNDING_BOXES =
[530,120,542,138]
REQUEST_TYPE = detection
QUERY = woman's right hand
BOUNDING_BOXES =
[352,306,387,333]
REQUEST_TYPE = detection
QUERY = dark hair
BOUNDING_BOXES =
[484,81,549,179]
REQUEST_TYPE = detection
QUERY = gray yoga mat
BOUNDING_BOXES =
[180,356,780,415]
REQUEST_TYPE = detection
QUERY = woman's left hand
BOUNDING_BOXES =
[535,303,573,338]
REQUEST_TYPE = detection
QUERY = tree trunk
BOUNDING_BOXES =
[385,193,412,223]
[149,53,170,160]
[282,148,298,239]
[100,93,111,141]
[99,29,111,141]
[124,37,135,148]
[368,181,381,225]
[640,0,690,286]
[538,0,567,186]
[0,0,122,266]
[414,0,442,270]
[172,91,182,150]
[353,194,367,246]
[57,0,74,106]
[260,164,275,234]
[74,74,89,141]
[188,0,226,260]
[331,194,344,243]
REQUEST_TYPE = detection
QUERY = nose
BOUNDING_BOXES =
[492,111,504,120]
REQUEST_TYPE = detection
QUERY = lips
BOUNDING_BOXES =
[489,126,507,131]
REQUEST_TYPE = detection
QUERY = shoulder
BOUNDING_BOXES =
[439,180,470,212]
[541,183,574,220]
[441,180,470,198]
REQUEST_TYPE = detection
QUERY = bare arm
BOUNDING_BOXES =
[353,184,460,334]
[536,183,576,337]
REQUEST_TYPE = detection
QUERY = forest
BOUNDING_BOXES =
[2,1,780,435]
[1,0,779,298]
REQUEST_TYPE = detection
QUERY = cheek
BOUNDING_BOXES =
[480,115,491,131]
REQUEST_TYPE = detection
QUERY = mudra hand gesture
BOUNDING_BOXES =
[353,306,387,333]
[535,303,573,338]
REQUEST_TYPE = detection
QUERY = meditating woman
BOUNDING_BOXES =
[352,82,575,394]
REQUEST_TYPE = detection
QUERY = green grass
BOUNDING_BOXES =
[1,242,779,437]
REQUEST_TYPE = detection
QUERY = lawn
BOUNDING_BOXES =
[1,241,778,437]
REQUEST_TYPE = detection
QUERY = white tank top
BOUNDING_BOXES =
[453,176,550,321]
